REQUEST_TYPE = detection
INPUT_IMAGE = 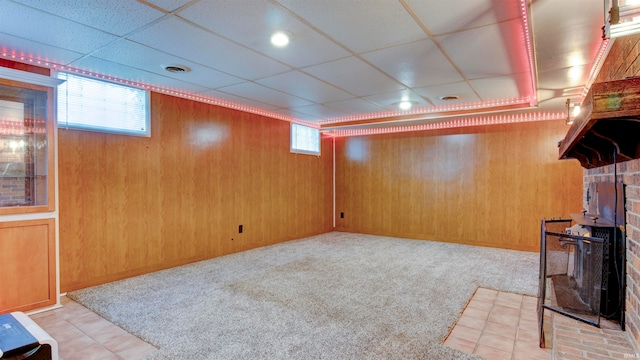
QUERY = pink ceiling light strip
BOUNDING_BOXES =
[327,111,565,137]
[582,38,613,97]
[0,50,319,129]
[520,0,538,106]
[318,97,532,125]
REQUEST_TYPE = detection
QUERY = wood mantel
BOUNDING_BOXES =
[559,77,640,168]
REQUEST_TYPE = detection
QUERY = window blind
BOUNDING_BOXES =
[291,123,320,155]
[57,72,149,136]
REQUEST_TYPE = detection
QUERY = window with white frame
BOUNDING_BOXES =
[57,72,150,136]
[290,123,320,155]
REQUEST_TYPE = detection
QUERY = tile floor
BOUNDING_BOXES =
[444,287,638,360]
[29,296,157,360]
[24,290,639,360]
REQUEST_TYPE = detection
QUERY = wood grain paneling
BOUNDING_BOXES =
[0,219,56,313]
[59,92,333,292]
[335,120,583,251]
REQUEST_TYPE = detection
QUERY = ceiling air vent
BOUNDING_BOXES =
[439,95,460,101]
[164,65,190,73]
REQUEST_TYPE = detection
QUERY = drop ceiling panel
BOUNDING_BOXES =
[537,64,592,92]
[0,33,85,65]
[177,0,350,68]
[288,104,349,121]
[88,39,244,89]
[362,39,463,88]
[364,89,429,109]
[304,56,404,96]
[217,82,313,108]
[470,73,530,100]
[322,98,384,117]
[256,70,353,103]
[533,0,603,73]
[69,56,210,93]
[414,82,481,106]
[0,0,118,54]
[437,19,528,80]
[10,0,165,36]
[0,0,608,128]
[127,16,291,80]
[405,0,520,35]
[199,89,280,110]
[269,107,325,122]
[145,0,194,12]
[275,0,426,53]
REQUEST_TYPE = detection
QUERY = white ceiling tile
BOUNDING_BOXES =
[276,0,426,53]
[470,73,530,101]
[533,0,603,73]
[364,89,429,110]
[127,16,292,80]
[217,82,313,108]
[198,89,280,111]
[436,19,529,80]
[269,107,323,123]
[87,39,244,89]
[304,57,404,96]
[288,104,348,120]
[404,0,520,35]
[68,56,210,93]
[0,0,118,54]
[145,0,194,12]
[0,0,606,125]
[322,98,384,117]
[362,39,463,88]
[414,82,480,106]
[537,65,592,93]
[178,0,350,68]
[0,32,85,66]
[256,71,352,103]
[9,0,165,36]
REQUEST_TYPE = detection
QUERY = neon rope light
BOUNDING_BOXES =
[318,97,532,125]
[0,51,317,129]
[327,112,565,137]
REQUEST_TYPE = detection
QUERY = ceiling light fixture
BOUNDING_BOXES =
[603,0,640,38]
[270,31,290,48]
[399,101,412,110]
[566,98,581,125]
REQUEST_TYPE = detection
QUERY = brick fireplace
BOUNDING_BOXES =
[585,33,640,352]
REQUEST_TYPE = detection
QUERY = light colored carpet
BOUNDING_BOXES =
[68,232,539,359]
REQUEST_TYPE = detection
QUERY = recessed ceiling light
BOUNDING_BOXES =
[399,101,412,110]
[164,65,190,73]
[439,94,460,101]
[270,31,290,48]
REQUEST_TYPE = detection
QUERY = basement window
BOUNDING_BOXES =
[56,72,150,136]
[291,123,320,155]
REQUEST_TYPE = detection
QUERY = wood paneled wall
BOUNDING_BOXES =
[335,120,583,251]
[58,93,333,292]
[0,219,56,312]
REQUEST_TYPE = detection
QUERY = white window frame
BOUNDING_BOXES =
[56,72,150,137]
[290,123,320,156]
